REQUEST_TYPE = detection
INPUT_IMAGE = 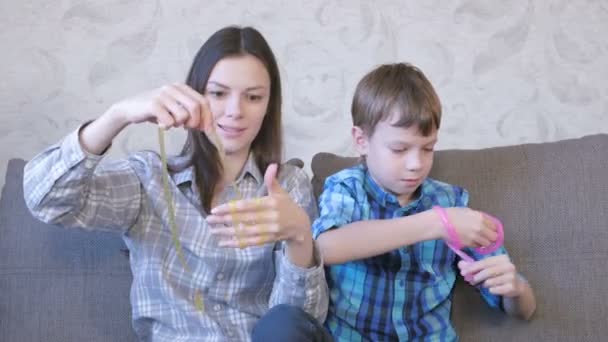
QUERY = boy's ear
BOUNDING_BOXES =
[351,126,369,156]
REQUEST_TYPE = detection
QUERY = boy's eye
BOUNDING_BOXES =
[424,148,434,152]
[390,147,406,153]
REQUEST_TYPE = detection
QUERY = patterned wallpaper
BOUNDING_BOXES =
[1,0,607,189]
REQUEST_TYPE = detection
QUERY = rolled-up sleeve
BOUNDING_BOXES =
[23,125,141,232]
[312,178,358,239]
[269,165,328,322]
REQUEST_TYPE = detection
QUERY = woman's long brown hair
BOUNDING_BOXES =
[180,26,283,212]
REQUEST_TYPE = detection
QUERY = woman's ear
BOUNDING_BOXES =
[351,126,369,156]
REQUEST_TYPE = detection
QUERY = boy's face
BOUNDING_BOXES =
[353,116,438,205]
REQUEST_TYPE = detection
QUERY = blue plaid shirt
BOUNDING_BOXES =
[312,164,507,341]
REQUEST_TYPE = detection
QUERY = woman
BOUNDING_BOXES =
[24,26,331,342]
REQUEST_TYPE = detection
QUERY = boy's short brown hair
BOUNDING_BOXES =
[351,63,441,136]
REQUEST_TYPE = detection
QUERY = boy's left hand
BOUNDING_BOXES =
[458,255,524,297]
[206,164,310,248]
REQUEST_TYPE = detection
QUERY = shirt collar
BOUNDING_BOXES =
[170,152,263,186]
[235,153,263,185]
[362,165,426,209]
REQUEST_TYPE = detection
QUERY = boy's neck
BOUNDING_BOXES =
[397,186,422,206]
[365,165,423,207]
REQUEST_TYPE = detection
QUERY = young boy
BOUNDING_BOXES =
[313,63,536,341]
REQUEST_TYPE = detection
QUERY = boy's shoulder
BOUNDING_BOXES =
[324,164,367,192]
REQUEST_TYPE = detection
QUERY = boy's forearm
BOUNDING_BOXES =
[317,210,444,265]
[503,277,536,320]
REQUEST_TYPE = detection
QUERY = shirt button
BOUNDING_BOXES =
[214,304,221,311]
[216,273,224,280]
[84,160,95,168]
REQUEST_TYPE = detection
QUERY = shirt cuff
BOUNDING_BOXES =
[276,240,325,287]
[62,121,110,170]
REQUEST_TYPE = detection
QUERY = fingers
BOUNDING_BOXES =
[210,197,276,215]
[210,223,280,239]
[158,92,190,128]
[461,255,515,285]
[175,84,214,132]
[217,233,276,248]
[488,281,520,297]
[150,103,175,129]
[207,196,283,248]
[463,210,498,248]
[210,221,279,248]
[472,235,493,248]
[264,164,285,195]
[207,210,279,226]
[157,84,211,130]
[483,272,516,288]
[480,214,498,241]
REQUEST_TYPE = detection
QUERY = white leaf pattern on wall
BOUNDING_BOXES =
[62,0,146,25]
[455,1,512,21]
[88,25,159,88]
[1,0,607,188]
[0,48,65,107]
[551,2,607,65]
[472,1,533,75]
[497,109,555,143]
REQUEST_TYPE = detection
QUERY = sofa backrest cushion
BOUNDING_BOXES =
[0,159,137,341]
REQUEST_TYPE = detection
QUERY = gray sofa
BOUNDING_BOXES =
[2,134,607,341]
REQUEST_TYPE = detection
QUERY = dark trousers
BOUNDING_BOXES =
[252,304,334,342]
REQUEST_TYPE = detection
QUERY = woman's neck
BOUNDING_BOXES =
[220,149,251,187]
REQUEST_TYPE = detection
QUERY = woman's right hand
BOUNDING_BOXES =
[440,207,498,248]
[113,83,213,131]
[79,84,213,155]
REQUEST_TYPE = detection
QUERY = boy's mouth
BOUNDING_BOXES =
[402,178,420,185]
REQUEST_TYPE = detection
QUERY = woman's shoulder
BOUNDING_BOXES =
[126,150,162,173]
[125,150,190,182]
[277,161,311,191]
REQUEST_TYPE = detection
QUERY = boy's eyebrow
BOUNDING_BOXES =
[207,81,267,91]
[388,138,438,146]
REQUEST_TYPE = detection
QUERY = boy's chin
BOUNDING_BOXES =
[389,183,422,200]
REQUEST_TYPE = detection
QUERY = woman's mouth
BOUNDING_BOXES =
[218,124,246,138]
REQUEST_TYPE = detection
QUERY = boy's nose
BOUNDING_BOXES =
[405,152,422,171]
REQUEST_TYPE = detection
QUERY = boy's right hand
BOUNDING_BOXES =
[440,208,498,248]
[111,83,214,131]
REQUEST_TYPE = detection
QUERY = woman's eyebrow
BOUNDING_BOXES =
[207,81,267,91]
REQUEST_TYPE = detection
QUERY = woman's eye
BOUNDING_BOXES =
[207,91,225,98]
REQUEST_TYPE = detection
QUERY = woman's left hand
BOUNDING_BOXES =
[206,164,311,248]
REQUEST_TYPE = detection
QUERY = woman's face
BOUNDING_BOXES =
[204,54,271,157]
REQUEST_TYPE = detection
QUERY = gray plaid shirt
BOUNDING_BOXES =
[23,128,328,342]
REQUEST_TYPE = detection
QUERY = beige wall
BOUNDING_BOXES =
[1,1,607,188]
